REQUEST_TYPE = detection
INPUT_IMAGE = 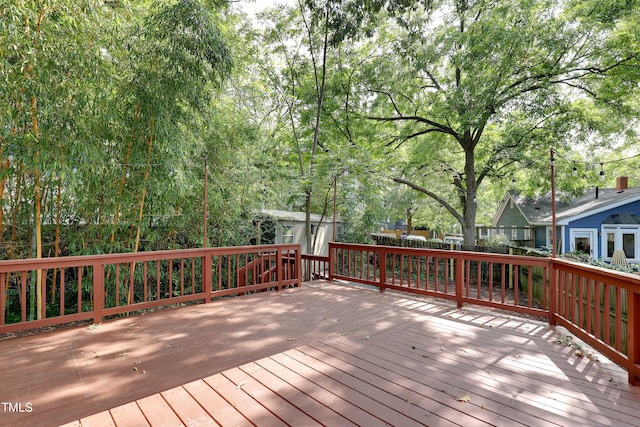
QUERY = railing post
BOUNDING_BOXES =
[295,248,302,287]
[276,247,283,290]
[203,251,212,301]
[629,290,640,385]
[548,260,557,326]
[379,249,387,292]
[455,255,464,308]
[328,243,335,282]
[93,261,104,325]
[40,269,47,320]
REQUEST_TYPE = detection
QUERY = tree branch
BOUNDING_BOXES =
[392,177,464,224]
[368,114,458,139]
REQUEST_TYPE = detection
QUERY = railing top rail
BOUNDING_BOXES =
[552,257,640,290]
[0,244,302,272]
[329,242,550,267]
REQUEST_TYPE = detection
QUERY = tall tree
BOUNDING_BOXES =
[111,0,232,252]
[258,1,337,253]
[1,0,116,315]
[337,0,640,245]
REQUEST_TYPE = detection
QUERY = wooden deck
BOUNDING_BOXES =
[1,280,639,426]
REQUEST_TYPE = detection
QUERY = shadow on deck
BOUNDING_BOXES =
[1,280,639,426]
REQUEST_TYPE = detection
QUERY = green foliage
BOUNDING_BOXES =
[0,0,260,258]
[331,0,640,244]
[1,0,639,263]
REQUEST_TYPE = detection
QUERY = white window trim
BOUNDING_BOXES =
[569,228,598,259]
[601,224,640,263]
[282,224,295,244]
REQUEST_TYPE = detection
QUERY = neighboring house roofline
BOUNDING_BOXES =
[495,186,640,227]
[491,190,545,226]
[259,209,341,224]
[492,191,528,226]
[555,191,640,225]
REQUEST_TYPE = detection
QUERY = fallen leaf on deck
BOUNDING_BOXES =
[88,324,100,330]
[132,366,145,374]
[287,338,296,341]
[365,335,371,340]
[553,335,582,351]
[236,381,247,389]
[456,394,471,403]
[587,352,600,362]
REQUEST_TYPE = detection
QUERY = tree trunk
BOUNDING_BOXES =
[462,145,477,247]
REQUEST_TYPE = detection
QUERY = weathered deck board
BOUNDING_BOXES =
[1,280,639,426]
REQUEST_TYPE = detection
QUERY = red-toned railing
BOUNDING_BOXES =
[301,254,330,281]
[0,244,301,334]
[328,242,640,385]
[2,241,638,385]
[550,258,640,386]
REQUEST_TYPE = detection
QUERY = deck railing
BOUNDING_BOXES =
[1,241,638,385]
[328,242,640,385]
[0,244,301,335]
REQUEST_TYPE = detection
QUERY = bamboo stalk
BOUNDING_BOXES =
[110,106,140,249]
[52,179,61,302]
[128,118,155,306]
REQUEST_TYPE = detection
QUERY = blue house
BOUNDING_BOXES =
[492,177,640,263]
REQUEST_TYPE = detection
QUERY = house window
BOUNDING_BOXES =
[570,229,597,258]
[512,227,517,240]
[575,237,591,254]
[282,225,294,244]
[602,226,640,262]
[523,228,531,241]
[606,231,615,258]
[623,233,636,258]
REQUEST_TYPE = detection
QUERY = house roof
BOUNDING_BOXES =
[260,209,341,224]
[493,186,640,226]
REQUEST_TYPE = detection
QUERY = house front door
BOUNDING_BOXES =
[569,229,598,258]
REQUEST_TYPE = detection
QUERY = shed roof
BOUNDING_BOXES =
[260,209,341,224]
